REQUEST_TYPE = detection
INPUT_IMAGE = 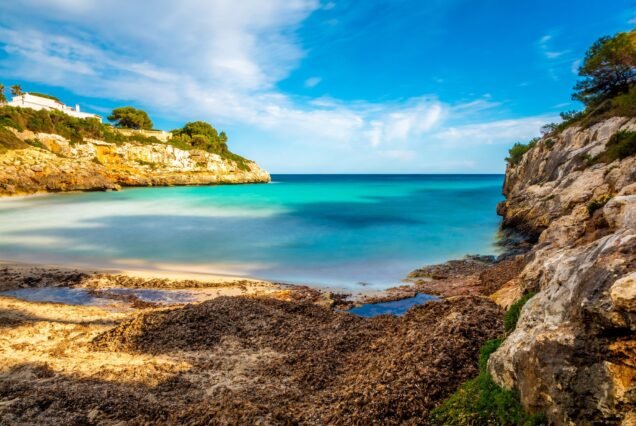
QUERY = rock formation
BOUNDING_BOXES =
[0,130,270,196]
[489,117,636,424]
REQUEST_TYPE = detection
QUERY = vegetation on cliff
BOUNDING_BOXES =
[0,103,251,169]
[572,30,635,108]
[108,106,153,130]
[171,121,250,170]
[592,129,636,163]
[503,292,535,333]
[0,126,28,153]
[506,29,636,167]
[430,338,545,425]
[505,139,538,166]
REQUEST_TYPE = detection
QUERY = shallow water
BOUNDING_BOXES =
[348,293,438,317]
[1,287,438,317]
[0,287,218,306]
[1,287,112,306]
[0,174,504,290]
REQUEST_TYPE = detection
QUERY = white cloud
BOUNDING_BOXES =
[0,0,550,172]
[431,116,555,147]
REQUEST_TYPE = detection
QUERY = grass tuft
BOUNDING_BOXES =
[430,338,546,425]
[504,292,536,334]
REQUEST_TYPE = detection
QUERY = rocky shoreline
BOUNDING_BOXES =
[489,117,636,424]
[0,130,270,196]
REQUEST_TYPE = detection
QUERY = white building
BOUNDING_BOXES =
[7,93,102,122]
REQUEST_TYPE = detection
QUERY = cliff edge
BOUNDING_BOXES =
[489,117,636,424]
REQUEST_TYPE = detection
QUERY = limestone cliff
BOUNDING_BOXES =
[489,117,636,424]
[0,130,270,196]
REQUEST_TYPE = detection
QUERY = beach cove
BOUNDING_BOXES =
[0,174,504,291]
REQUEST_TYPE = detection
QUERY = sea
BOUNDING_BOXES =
[0,174,505,291]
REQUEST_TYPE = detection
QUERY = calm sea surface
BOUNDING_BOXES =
[0,175,504,290]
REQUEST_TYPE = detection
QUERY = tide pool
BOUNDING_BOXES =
[0,175,504,290]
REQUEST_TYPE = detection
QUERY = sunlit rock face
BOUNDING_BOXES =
[489,117,636,425]
[0,132,270,196]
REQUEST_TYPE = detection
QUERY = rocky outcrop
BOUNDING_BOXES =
[489,118,636,424]
[0,131,270,196]
[497,117,636,240]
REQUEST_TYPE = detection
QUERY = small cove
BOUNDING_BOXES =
[0,174,504,290]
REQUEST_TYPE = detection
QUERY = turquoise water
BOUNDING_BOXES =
[0,175,504,290]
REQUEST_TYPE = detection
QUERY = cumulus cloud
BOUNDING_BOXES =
[0,0,549,172]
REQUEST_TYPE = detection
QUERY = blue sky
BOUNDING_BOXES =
[0,1,634,173]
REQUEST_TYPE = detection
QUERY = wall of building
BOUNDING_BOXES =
[7,93,102,122]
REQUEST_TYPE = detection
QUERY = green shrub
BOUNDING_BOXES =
[587,194,612,216]
[506,139,537,166]
[540,111,587,137]
[602,130,636,161]
[430,338,545,425]
[586,130,636,166]
[544,139,555,149]
[504,292,536,333]
[610,85,636,117]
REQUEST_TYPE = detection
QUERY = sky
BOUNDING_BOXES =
[0,1,634,173]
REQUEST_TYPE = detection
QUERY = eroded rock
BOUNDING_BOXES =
[490,118,636,425]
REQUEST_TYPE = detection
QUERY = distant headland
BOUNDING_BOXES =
[0,87,270,196]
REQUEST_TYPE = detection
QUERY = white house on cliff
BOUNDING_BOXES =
[8,93,102,122]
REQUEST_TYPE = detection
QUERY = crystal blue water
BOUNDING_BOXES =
[0,174,504,290]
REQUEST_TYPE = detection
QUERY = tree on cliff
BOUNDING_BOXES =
[573,30,636,107]
[107,107,153,130]
[0,83,5,103]
[171,121,229,153]
[10,85,22,97]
